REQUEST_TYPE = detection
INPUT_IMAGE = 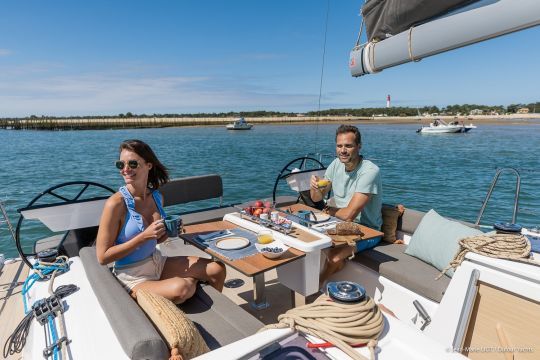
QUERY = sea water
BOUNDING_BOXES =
[1,123,539,257]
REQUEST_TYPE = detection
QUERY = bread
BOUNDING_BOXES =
[327,221,364,236]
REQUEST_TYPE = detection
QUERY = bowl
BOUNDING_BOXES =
[255,242,289,259]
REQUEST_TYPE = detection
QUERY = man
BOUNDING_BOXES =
[310,124,382,283]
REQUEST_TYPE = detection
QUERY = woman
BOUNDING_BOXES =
[96,139,226,304]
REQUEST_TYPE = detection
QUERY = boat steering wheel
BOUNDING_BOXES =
[15,181,115,268]
[272,156,330,208]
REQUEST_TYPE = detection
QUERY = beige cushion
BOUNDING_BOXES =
[381,205,404,244]
[137,289,210,359]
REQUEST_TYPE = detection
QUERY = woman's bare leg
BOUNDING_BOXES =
[131,256,226,304]
[132,277,197,304]
[161,256,226,291]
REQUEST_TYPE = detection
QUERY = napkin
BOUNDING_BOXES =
[195,230,232,242]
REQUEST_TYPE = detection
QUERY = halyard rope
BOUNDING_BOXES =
[437,233,538,280]
[260,294,384,360]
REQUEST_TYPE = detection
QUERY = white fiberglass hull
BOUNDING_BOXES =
[226,124,253,130]
[418,126,462,134]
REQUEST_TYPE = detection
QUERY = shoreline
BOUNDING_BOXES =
[1,114,539,130]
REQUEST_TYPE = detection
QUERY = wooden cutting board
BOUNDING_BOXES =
[329,233,365,245]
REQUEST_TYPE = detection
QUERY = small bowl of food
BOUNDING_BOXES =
[255,242,289,259]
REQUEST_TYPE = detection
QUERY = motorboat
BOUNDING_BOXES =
[462,123,477,133]
[416,119,463,134]
[226,117,253,130]
[449,121,478,133]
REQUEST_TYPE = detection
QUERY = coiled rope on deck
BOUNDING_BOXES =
[437,233,537,280]
[260,294,384,360]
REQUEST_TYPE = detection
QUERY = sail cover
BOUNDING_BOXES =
[362,0,476,41]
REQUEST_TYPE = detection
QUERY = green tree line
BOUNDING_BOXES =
[4,102,539,120]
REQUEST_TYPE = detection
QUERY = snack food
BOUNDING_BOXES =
[327,221,364,236]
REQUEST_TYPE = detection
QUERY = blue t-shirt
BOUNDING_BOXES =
[325,158,382,230]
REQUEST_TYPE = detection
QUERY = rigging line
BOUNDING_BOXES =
[354,1,366,48]
[315,0,330,154]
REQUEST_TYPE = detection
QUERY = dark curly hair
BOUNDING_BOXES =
[335,124,362,146]
[119,139,169,189]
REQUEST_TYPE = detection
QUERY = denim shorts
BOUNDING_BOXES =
[113,250,167,291]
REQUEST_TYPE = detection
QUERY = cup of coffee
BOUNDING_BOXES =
[164,215,182,238]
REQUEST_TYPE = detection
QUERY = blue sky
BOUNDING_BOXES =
[1,0,539,117]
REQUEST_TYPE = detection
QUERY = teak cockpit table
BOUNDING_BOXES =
[181,205,383,309]
[181,220,305,309]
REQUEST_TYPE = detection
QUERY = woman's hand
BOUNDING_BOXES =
[143,219,166,241]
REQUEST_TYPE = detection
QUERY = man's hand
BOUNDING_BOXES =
[310,175,320,190]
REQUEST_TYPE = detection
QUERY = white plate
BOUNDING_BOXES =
[309,212,331,222]
[215,237,250,250]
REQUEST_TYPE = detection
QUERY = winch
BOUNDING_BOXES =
[493,222,522,235]
[326,281,366,303]
[37,248,59,263]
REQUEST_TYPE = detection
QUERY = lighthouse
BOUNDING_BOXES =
[386,94,391,108]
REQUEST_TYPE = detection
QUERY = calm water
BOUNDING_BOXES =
[1,123,539,257]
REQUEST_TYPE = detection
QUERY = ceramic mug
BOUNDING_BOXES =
[164,215,182,238]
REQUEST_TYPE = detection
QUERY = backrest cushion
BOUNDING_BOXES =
[160,175,223,206]
[79,247,168,359]
[404,209,483,277]
[136,289,210,359]
[399,208,426,235]
[381,204,404,244]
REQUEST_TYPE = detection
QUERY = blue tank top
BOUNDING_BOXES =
[114,186,167,267]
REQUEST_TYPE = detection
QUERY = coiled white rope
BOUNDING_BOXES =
[260,294,384,360]
[438,233,538,279]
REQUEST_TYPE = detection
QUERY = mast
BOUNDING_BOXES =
[350,0,540,77]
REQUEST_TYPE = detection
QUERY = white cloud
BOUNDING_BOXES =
[0,49,13,57]
[0,68,318,117]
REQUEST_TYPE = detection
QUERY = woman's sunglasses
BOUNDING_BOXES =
[115,160,140,170]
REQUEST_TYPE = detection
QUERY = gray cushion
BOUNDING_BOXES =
[161,175,223,206]
[353,243,451,302]
[80,247,168,360]
[399,208,478,235]
[181,207,237,226]
[181,285,264,349]
[399,208,426,235]
[80,246,265,356]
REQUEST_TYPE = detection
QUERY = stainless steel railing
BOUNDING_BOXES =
[475,168,521,226]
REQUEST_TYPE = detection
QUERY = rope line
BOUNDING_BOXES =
[22,256,70,313]
[315,0,330,154]
[260,294,384,360]
[437,233,538,279]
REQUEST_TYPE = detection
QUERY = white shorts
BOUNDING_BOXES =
[113,250,167,291]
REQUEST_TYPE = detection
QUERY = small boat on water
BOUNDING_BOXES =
[226,117,253,130]
[417,119,477,134]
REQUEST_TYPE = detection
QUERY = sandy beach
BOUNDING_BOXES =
[1,113,539,130]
